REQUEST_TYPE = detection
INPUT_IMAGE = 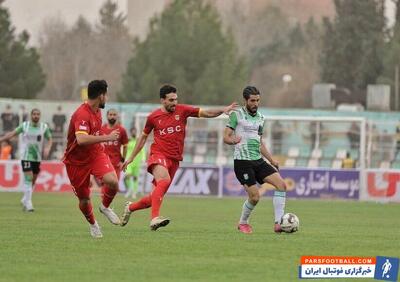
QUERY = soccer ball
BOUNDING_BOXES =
[280,213,299,233]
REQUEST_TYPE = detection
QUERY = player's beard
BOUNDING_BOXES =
[99,102,106,109]
[246,105,258,115]
[108,119,116,125]
[166,105,176,112]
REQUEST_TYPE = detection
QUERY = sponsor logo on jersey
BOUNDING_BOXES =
[103,140,119,146]
[159,125,182,135]
[243,125,259,132]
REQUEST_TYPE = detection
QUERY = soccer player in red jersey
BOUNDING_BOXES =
[120,84,238,230]
[63,80,121,238]
[101,108,129,199]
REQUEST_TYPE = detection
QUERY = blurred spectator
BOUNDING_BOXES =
[1,104,15,132]
[379,129,393,161]
[342,152,355,169]
[11,110,19,129]
[396,122,400,159]
[19,105,28,123]
[1,105,18,159]
[347,122,360,149]
[271,121,283,154]
[307,121,327,150]
[50,105,67,159]
[309,121,317,150]
[52,105,66,133]
[207,130,218,155]
[0,140,12,160]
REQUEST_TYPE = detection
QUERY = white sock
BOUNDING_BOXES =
[239,199,255,224]
[273,191,286,223]
[23,181,33,204]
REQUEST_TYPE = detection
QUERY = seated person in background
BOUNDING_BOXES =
[0,140,12,160]
[342,152,355,169]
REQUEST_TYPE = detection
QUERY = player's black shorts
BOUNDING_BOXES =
[234,158,278,186]
[21,161,41,174]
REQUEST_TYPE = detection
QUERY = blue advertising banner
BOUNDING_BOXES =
[223,167,360,199]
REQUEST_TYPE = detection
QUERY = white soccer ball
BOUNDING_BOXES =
[280,213,300,233]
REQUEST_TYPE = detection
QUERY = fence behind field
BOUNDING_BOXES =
[2,97,400,170]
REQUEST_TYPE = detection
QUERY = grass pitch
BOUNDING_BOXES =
[0,192,398,282]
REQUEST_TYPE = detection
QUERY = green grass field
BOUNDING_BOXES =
[0,192,399,282]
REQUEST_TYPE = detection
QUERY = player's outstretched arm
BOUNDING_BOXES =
[223,127,241,145]
[76,130,119,146]
[260,138,279,169]
[122,133,148,171]
[199,102,238,118]
[0,130,18,143]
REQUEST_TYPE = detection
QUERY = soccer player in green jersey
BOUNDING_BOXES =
[224,86,287,234]
[124,127,146,199]
[0,108,52,212]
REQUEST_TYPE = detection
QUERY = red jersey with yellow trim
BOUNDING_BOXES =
[143,104,200,161]
[101,124,128,167]
[63,103,104,166]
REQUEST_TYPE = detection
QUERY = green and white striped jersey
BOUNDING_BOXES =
[15,121,52,161]
[226,108,265,160]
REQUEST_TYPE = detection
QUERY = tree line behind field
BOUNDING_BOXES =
[1,0,400,109]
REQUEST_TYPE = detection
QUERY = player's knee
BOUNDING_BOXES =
[277,180,287,191]
[107,178,119,190]
[249,193,260,204]
[156,177,171,185]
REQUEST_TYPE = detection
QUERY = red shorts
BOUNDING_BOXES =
[147,154,179,182]
[65,153,115,199]
[112,163,121,180]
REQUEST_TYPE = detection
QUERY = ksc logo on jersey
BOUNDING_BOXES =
[374,256,399,282]
[159,125,182,135]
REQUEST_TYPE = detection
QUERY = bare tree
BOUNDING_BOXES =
[38,1,132,101]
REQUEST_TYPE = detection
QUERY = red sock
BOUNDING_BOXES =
[101,186,118,208]
[79,201,95,224]
[151,179,171,219]
[129,194,152,211]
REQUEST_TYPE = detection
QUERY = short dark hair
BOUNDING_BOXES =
[243,86,260,100]
[107,108,117,114]
[160,84,177,99]
[88,80,108,99]
[31,108,40,114]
